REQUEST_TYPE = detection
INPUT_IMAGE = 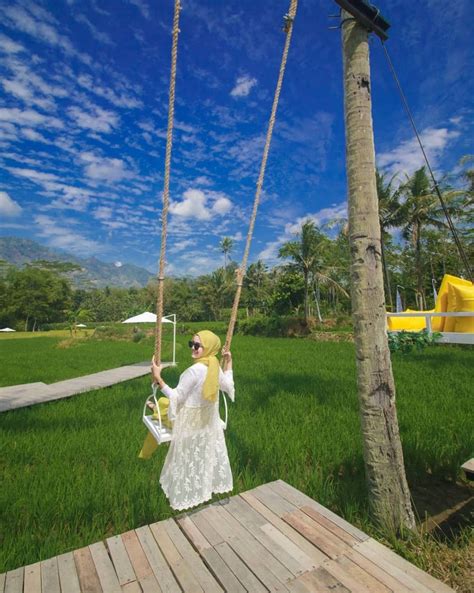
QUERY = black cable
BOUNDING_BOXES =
[381,41,473,282]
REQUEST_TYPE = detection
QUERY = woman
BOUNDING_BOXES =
[150,330,234,511]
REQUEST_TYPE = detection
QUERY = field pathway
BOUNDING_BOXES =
[0,361,175,413]
[0,479,455,592]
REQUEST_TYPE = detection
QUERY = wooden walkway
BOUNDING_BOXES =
[0,362,175,413]
[1,480,454,593]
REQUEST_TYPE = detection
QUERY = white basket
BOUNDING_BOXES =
[143,384,229,445]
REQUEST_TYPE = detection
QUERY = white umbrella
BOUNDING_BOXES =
[122,312,173,324]
[76,323,87,328]
[0,327,16,332]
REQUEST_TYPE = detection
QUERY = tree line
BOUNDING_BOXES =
[0,164,472,331]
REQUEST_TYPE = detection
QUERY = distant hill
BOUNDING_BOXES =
[0,237,155,289]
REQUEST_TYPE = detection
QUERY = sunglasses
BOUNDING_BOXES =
[188,340,203,351]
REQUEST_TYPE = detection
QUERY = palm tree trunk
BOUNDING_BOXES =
[415,221,424,309]
[341,12,415,531]
[380,236,394,311]
[304,271,309,325]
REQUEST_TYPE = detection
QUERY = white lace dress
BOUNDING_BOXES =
[159,363,234,511]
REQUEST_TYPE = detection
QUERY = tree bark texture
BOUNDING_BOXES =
[341,13,416,531]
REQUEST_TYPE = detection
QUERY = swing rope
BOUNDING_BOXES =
[154,0,182,365]
[224,0,299,352]
[153,0,298,362]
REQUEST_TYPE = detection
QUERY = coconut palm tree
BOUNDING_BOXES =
[279,220,348,325]
[220,237,233,271]
[341,13,415,530]
[398,167,453,308]
[376,170,404,311]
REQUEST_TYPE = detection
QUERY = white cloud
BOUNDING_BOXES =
[0,3,91,64]
[0,191,22,217]
[193,175,213,187]
[77,74,142,109]
[68,105,119,133]
[377,126,460,178]
[128,0,150,19]
[257,202,348,265]
[0,33,25,53]
[0,107,63,129]
[169,188,233,221]
[170,189,211,220]
[212,196,232,215]
[34,214,102,255]
[80,152,132,183]
[230,75,257,98]
[75,14,114,46]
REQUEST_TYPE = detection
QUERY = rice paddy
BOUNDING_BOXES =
[0,333,472,586]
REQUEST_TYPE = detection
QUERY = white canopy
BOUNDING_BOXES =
[76,323,87,328]
[122,312,173,324]
[0,327,16,332]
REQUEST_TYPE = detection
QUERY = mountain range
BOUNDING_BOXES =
[0,237,155,289]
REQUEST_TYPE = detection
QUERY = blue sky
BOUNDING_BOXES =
[0,0,472,276]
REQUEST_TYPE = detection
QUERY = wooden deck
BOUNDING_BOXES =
[1,480,454,593]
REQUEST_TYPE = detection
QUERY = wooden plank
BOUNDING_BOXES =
[40,557,60,593]
[241,490,327,567]
[213,542,267,593]
[23,562,41,593]
[269,480,369,542]
[136,525,181,593]
[57,553,81,593]
[177,516,212,552]
[225,495,310,576]
[261,523,317,573]
[282,509,348,560]
[251,483,297,516]
[287,578,313,593]
[189,510,224,547]
[300,505,359,547]
[121,531,153,580]
[4,568,23,593]
[200,548,247,593]
[181,512,266,592]
[74,546,103,593]
[121,582,142,593]
[345,547,412,593]
[299,566,351,591]
[214,502,295,584]
[327,555,392,593]
[203,505,291,591]
[322,557,378,593]
[149,521,203,593]
[362,539,455,593]
[106,535,137,587]
[138,574,162,593]
[355,540,436,593]
[90,542,122,593]
[162,519,223,593]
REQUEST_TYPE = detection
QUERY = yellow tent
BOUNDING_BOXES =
[387,274,474,336]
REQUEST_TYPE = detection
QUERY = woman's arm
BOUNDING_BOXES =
[219,349,235,401]
[151,359,197,417]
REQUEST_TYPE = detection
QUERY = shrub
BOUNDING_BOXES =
[132,331,145,343]
[388,330,441,354]
[238,315,311,337]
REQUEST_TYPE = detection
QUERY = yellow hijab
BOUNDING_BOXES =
[194,330,221,402]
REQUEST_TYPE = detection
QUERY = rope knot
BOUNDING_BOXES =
[282,13,294,33]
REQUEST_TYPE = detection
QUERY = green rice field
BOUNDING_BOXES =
[0,333,472,585]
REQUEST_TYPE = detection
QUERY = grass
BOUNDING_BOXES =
[0,334,472,589]
[0,328,177,387]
